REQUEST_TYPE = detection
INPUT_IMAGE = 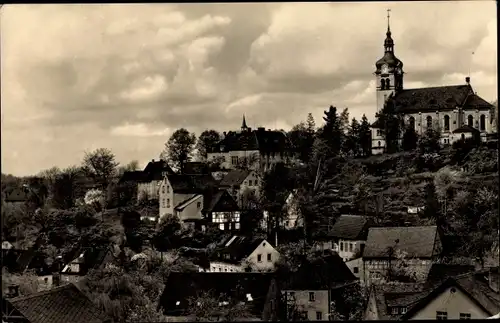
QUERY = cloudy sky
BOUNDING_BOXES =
[1,2,497,176]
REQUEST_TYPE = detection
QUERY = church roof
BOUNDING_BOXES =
[452,125,480,134]
[390,84,476,113]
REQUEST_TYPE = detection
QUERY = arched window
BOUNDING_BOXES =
[409,116,415,130]
[426,116,433,129]
[381,79,386,90]
[468,115,473,127]
[386,78,391,88]
[461,134,465,141]
[480,114,486,131]
[444,115,450,131]
[378,141,381,147]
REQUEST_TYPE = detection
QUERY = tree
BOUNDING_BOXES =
[288,114,316,163]
[196,130,221,161]
[50,166,80,209]
[329,283,367,321]
[153,214,184,251]
[120,208,143,253]
[345,118,361,157]
[359,114,372,157]
[82,148,119,188]
[402,126,418,151]
[306,113,316,134]
[118,160,140,176]
[417,128,441,153]
[375,98,403,153]
[186,290,253,321]
[84,189,106,213]
[161,128,196,173]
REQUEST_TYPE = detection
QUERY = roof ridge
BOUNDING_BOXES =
[401,84,468,91]
[10,283,75,302]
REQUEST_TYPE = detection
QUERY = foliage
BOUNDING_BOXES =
[196,130,221,161]
[417,128,441,153]
[50,166,81,209]
[120,208,144,253]
[402,126,418,151]
[84,189,106,212]
[374,98,403,153]
[152,214,187,251]
[288,113,316,163]
[2,268,41,297]
[118,160,140,176]
[329,283,367,321]
[82,148,119,188]
[161,128,196,173]
[185,290,254,321]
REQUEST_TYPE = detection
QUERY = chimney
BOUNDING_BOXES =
[151,159,155,162]
[465,76,470,85]
[489,268,499,292]
[7,285,19,298]
[258,127,265,132]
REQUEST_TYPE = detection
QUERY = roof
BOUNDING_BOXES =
[7,283,110,323]
[402,271,500,319]
[204,190,239,213]
[327,215,371,240]
[463,93,495,109]
[118,171,145,183]
[220,169,252,187]
[2,248,51,275]
[390,85,473,113]
[426,263,475,285]
[142,160,175,181]
[363,226,440,259]
[62,246,113,275]
[213,128,292,153]
[282,250,357,290]
[175,194,202,211]
[4,188,28,202]
[166,174,218,194]
[216,236,266,263]
[183,162,210,174]
[159,272,275,317]
[371,283,430,320]
[452,124,480,134]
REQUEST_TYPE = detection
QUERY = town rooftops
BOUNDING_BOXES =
[327,215,371,240]
[166,174,218,194]
[118,171,145,183]
[220,169,252,187]
[215,236,267,264]
[5,283,110,323]
[370,282,429,320]
[426,263,475,285]
[363,226,440,259]
[61,246,113,275]
[213,128,292,154]
[204,190,239,213]
[182,162,210,174]
[158,272,275,317]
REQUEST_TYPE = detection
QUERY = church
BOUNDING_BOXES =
[371,12,497,155]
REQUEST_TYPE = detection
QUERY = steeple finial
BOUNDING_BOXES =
[241,114,248,130]
[387,8,391,33]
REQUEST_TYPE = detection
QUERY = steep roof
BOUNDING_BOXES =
[390,85,473,113]
[463,93,495,109]
[159,272,275,317]
[402,270,500,319]
[4,188,28,203]
[327,215,371,240]
[142,160,175,181]
[426,263,475,285]
[363,226,440,259]
[118,171,146,184]
[7,283,110,323]
[204,190,239,213]
[215,236,267,263]
[175,194,202,211]
[166,174,218,194]
[213,128,292,153]
[370,283,429,320]
[62,246,113,275]
[452,124,480,134]
[220,169,252,186]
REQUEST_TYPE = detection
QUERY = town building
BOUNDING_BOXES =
[60,245,115,285]
[207,117,294,172]
[206,236,280,273]
[219,169,262,209]
[371,14,496,155]
[362,226,443,284]
[261,190,303,231]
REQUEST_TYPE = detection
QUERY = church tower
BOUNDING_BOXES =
[375,10,404,113]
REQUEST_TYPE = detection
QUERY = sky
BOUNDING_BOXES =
[1,2,497,176]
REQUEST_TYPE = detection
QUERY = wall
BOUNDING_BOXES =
[208,150,260,170]
[138,180,162,201]
[346,257,364,282]
[209,261,243,272]
[331,240,365,262]
[371,127,385,155]
[177,195,204,222]
[246,240,280,272]
[283,290,330,321]
[409,286,490,320]
[363,258,432,285]
[237,171,261,207]
[212,211,241,231]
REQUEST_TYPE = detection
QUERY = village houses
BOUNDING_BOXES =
[219,169,262,209]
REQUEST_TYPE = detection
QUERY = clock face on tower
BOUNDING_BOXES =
[381,64,389,74]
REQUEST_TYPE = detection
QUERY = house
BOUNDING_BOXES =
[261,190,303,231]
[136,159,175,202]
[207,118,294,172]
[2,283,111,323]
[204,190,241,231]
[346,257,364,282]
[318,215,371,262]
[278,250,358,321]
[219,169,261,208]
[450,124,481,144]
[158,173,218,224]
[370,16,496,155]
[60,246,114,284]
[182,162,210,175]
[362,226,443,284]
[4,188,28,204]
[158,272,276,321]
[206,236,280,273]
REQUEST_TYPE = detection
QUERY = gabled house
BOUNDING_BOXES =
[204,190,241,231]
[362,226,443,284]
[278,250,358,321]
[2,283,111,323]
[158,272,276,321]
[318,215,372,262]
[135,159,175,202]
[261,190,303,231]
[219,169,261,208]
[207,236,280,273]
[60,246,114,284]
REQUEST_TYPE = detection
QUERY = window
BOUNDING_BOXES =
[480,114,486,130]
[353,267,359,274]
[249,180,252,186]
[444,115,450,131]
[162,186,165,194]
[267,253,272,262]
[44,277,49,283]
[401,307,407,314]
[231,156,239,165]
[167,185,170,193]
[392,307,399,315]
[349,243,353,252]
[166,199,170,208]
[340,242,343,251]
[386,78,390,88]
[235,223,240,230]
[219,223,224,230]
[436,311,448,320]
[316,311,323,321]
[257,254,262,262]
[309,292,315,302]
[459,313,471,320]
[197,202,201,209]
[427,116,433,129]
[468,115,473,127]
[378,141,381,147]
[381,79,386,90]
[376,129,381,136]
[409,116,415,129]
[461,133,465,141]
[162,198,165,208]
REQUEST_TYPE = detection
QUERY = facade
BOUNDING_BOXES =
[371,16,496,155]
[219,169,262,208]
[207,236,280,273]
[205,190,242,231]
[207,117,294,172]
[362,226,442,285]
[346,257,364,281]
[134,159,175,202]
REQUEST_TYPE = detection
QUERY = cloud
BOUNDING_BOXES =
[1,2,496,176]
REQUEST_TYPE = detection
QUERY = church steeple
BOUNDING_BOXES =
[384,9,394,53]
[241,114,248,131]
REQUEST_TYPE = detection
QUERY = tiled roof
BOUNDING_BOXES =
[220,169,252,186]
[363,226,439,259]
[118,171,145,183]
[204,190,239,213]
[327,215,371,240]
[463,93,495,109]
[159,272,275,317]
[175,194,202,211]
[8,283,110,323]
[371,283,429,320]
[282,250,357,290]
[166,174,218,194]
[426,263,475,285]
[390,85,473,113]
[216,236,266,263]
[142,160,175,181]
[213,128,292,153]
[63,246,113,275]
[4,188,28,202]
[452,124,480,134]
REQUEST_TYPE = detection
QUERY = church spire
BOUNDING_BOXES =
[387,8,391,34]
[241,114,248,130]
[384,9,394,53]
